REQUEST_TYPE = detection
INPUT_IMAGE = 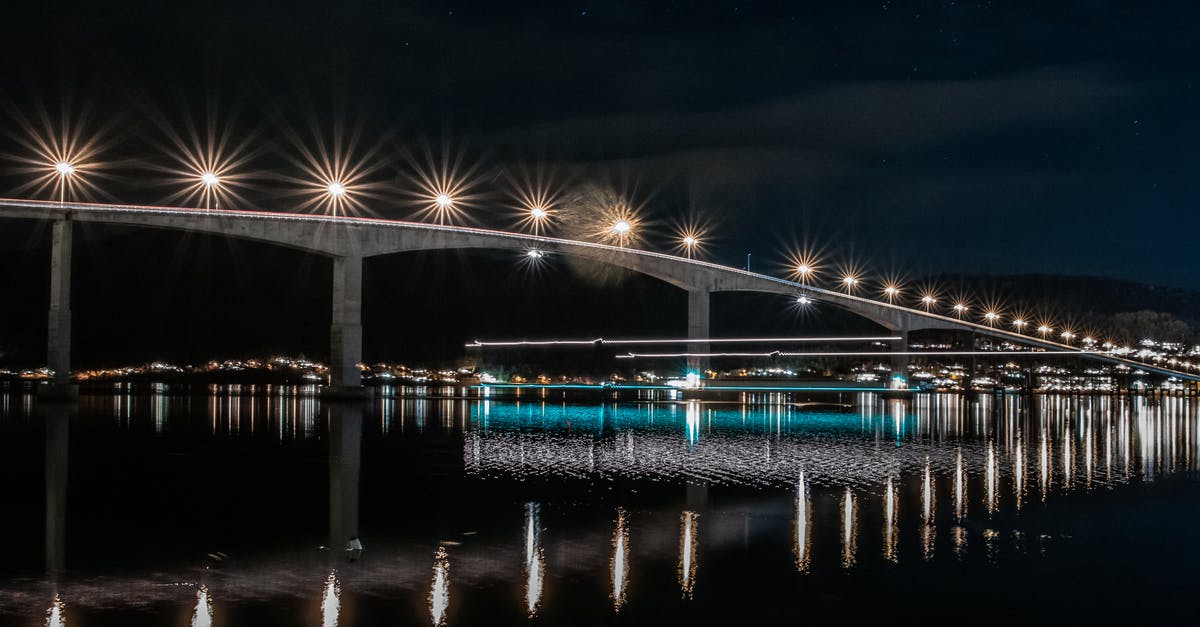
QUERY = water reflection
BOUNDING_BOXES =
[44,406,69,579]
[430,547,450,626]
[678,511,699,598]
[954,449,966,520]
[46,595,65,627]
[5,389,1200,624]
[523,503,544,617]
[793,471,811,573]
[883,477,898,564]
[611,508,630,611]
[321,572,340,627]
[191,586,213,627]
[841,487,856,569]
[328,405,363,562]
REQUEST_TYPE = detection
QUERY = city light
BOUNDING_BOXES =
[919,293,938,309]
[1012,318,1028,331]
[882,283,901,302]
[200,171,219,187]
[796,295,813,305]
[984,311,1000,324]
[953,302,969,315]
[328,181,347,197]
[1038,324,1053,336]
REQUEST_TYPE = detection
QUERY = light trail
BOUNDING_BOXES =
[616,350,1097,359]
[466,335,902,347]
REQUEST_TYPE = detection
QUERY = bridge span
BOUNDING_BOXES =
[2,198,1195,391]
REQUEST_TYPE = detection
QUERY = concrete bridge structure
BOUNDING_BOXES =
[2,198,1195,393]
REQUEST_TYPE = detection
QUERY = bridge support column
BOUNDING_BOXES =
[329,254,365,395]
[687,288,710,374]
[890,329,910,382]
[43,218,76,398]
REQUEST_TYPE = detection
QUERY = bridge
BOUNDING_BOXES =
[2,197,1196,393]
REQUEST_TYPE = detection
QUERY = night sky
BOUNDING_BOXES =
[0,1,1197,367]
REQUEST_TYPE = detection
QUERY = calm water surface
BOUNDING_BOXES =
[1,386,1198,625]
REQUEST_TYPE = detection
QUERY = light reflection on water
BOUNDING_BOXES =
[321,572,340,627]
[2,389,1200,624]
[191,585,213,627]
[429,547,450,626]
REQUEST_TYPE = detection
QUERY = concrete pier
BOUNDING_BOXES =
[890,329,910,380]
[329,254,364,395]
[42,218,77,399]
[687,288,710,373]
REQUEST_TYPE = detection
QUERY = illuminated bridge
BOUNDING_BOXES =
[2,197,1197,392]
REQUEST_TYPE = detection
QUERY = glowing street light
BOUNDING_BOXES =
[1012,318,1028,331]
[1060,331,1075,342]
[609,218,635,247]
[328,181,347,197]
[1037,325,1053,336]
[919,294,937,309]
[526,249,545,259]
[796,295,812,305]
[53,160,75,204]
[983,311,1000,325]
[840,275,859,293]
[952,302,969,316]
[882,284,901,302]
[796,264,814,279]
[197,171,222,209]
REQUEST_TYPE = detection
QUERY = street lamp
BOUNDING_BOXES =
[200,171,220,209]
[54,161,75,204]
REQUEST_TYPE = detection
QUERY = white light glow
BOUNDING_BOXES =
[327,182,346,197]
